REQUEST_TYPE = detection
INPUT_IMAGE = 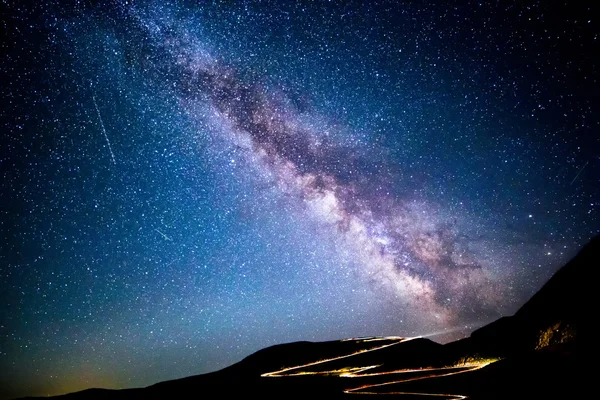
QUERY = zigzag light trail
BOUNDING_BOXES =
[261,336,410,378]
[261,336,498,398]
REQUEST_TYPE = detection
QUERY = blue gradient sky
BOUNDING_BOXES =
[1,1,598,398]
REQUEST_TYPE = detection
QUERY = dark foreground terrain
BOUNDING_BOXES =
[19,236,596,399]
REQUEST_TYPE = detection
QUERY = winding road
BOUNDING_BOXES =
[261,336,497,398]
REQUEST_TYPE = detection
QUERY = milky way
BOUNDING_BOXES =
[124,8,504,324]
[1,1,598,398]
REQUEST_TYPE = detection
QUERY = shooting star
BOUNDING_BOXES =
[155,228,173,241]
[570,161,588,185]
[92,95,116,165]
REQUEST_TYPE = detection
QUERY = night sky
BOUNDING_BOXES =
[1,1,598,398]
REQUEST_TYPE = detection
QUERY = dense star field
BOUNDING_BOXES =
[1,1,598,398]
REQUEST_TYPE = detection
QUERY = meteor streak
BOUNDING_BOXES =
[92,95,116,165]
[155,228,173,241]
[570,161,589,185]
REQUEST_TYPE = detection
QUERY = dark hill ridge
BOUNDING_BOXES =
[448,234,597,359]
[18,235,598,400]
[514,234,595,342]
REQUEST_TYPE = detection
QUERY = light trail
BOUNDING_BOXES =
[349,390,467,399]
[344,362,495,397]
[260,335,498,398]
[92,95,116,165]
[261,336,410,377]
[341,336,406,342]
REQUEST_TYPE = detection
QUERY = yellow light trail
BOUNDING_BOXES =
[261,336,411,377]
[344,361,495,396]
[260,335,499,398]
[341,336,406,342]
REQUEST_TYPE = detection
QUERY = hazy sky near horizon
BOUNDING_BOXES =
[1,1,598,398]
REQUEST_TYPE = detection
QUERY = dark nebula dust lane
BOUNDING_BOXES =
[1,1,598,399]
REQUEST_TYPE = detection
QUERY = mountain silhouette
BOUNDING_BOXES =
[18,235,597,399]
